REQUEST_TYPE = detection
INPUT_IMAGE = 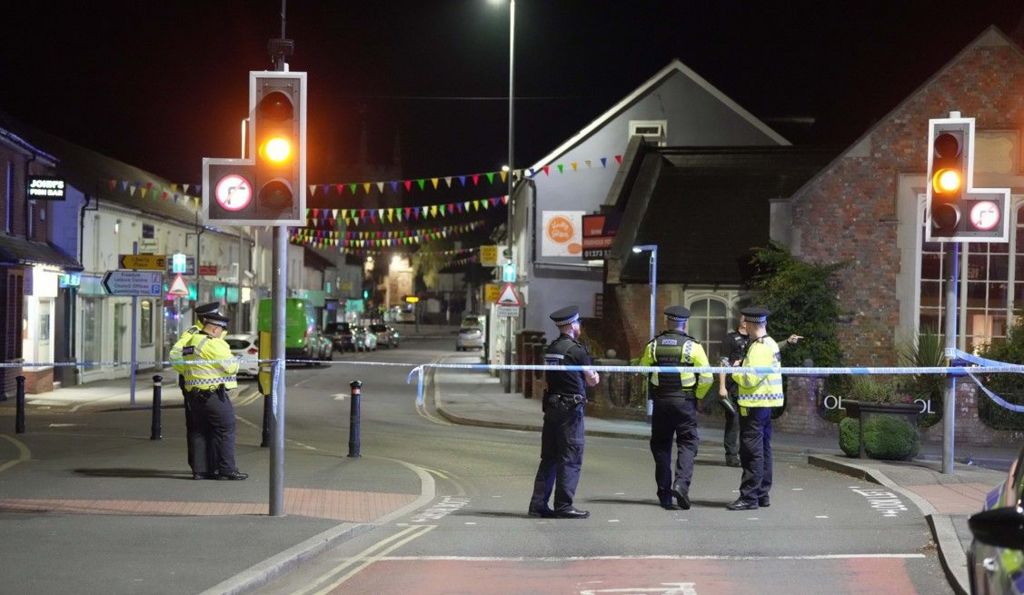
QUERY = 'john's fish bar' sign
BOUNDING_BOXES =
[27,176,66,200]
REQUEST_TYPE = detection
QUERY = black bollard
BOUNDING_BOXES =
[150,375,162,440]
[261,393,272,447]
[348,380,362,458]
[15,375,26,434]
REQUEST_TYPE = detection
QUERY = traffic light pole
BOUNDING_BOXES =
[269,2,290,516]
[941,242,959,474]
[270,225,287,515]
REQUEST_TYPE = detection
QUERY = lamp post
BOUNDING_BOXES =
[633,244,658,421]
[491,0,516,392]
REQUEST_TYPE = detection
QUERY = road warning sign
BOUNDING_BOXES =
[168,274,189,297]
[496,283,521,306]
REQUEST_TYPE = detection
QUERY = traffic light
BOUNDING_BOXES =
[203,71,307,226]
[925,114,1010,243]
[927,124,964,237]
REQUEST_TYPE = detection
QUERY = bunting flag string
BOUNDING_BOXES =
[102,178,202,212]
[338,246,478,258]
[301,195,506,229]
[100,151,623,211]
[303,152,623,198]
[288,220,488,249]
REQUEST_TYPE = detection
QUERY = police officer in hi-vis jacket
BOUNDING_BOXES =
[168,302,222,478]
[171,312,247,481]
[638,306,713,510]
[727,306,782,511]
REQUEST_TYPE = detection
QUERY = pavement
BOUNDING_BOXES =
[0,336,1016,595]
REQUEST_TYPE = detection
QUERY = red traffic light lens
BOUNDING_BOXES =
[934,132,961,159]
[258,91,294,122]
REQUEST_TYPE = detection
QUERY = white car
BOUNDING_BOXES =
[456,324,485,351]
[225,333,259,377]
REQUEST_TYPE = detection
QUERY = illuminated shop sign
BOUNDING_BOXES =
[27,176,66,200]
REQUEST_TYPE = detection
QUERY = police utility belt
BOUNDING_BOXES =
[544,392,587,409]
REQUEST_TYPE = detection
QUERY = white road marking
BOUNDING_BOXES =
[48,423,80,428]
[377,553,927,561]
[608,519,620,523]
[816,515,829,519]
[0,434,31,474]
[297,524,437,595]
[791,488,804,491]
[580,583,697,595]
[332,393,347,401]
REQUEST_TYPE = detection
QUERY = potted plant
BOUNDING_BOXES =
[838,376,920,460]
[896,330,945,428]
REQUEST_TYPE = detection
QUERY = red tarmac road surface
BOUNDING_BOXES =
[331,556,922,594]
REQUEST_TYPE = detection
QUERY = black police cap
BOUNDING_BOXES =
[203,312,230,328]
[195,302,221,320]
[741,306,770,324]
[664,306,690,322]
[549,306,580,326]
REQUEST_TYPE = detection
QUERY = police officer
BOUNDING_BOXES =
[171,312,248,481]
[528,306,599,519]
[638,306,713,510]
[168,302,222,479]
[719,315,802,467]
[718,316,749,468]
[727,306,782,511]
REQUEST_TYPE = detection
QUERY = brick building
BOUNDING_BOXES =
[600,27,1024,446]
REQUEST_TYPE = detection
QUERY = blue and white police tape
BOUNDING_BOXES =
[7,355,1024,413]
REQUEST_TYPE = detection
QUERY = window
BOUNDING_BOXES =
[918,199,1017,352]
[82,298,102,370]
[140,299,153,346]
[687,298,728,362]
[4,161,12,233]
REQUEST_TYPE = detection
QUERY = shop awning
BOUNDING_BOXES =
[0,233,82,271]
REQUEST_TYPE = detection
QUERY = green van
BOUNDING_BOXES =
[257,298,330,361]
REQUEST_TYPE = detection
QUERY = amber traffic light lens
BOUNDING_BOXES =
[933,168,962,194]
[259,137,292,163]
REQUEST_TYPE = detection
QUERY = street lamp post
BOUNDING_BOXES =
[492,0,516,393]
[633,244,658,421]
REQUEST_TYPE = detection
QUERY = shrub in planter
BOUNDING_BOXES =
[838,416,920,461]
[839,417,860,457]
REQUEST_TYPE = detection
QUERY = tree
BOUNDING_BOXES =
[749,243,847,391]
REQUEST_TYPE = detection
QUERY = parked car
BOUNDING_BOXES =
[224,333,259,377]
[354,326,378,351]
[325,321,354,352]
[456,323,485,351]
[370,323,397,348]
[968,445,1024,595]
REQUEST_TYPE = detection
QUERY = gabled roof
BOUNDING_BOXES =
[0,109,204,228]
[789,26,1024,205]
[610,144,834,285]
[528,59,790,171]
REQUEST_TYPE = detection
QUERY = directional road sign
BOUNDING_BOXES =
[102,270,163,296]
[119,254,167,271]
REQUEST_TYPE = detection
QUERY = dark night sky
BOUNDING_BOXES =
[2,1,1023,188]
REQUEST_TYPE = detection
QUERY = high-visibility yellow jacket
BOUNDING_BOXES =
[171,330,238,391]
[168,323,202,364]
[638,331,713,399]
[731,336,783,408]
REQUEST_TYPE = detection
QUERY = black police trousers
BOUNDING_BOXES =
[530,400,585,512]
[179,375,199,473]
[188,386,239,475]
[723,388,740,458]
[738,407,774,502]
[650,395,699,497]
